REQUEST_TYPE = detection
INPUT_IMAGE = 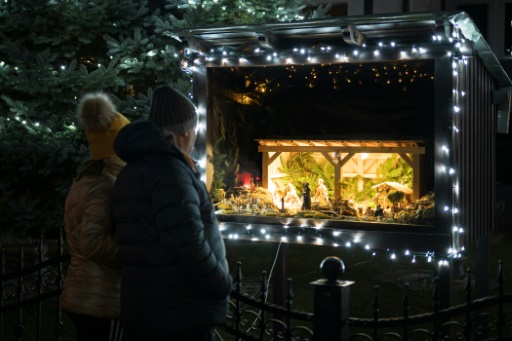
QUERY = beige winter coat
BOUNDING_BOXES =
[60,158,123,319]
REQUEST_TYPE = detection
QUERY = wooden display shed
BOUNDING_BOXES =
[177,11,512,256]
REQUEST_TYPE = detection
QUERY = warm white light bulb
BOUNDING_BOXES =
[198,157,206,169]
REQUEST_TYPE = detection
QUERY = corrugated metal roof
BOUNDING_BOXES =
[176,11,511,87]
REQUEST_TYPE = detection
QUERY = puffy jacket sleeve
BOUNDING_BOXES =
[79,175,119,267]
[151,162,232,299]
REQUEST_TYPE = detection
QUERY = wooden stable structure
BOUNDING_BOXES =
[257,139,425,202]
[178,11,512,255]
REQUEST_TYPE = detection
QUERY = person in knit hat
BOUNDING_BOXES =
[78,92,131,160]
[111,85,232,341]
[61,92,129,341]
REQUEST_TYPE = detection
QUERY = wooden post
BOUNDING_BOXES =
[334,164,341,202]
[261,152,269,189]
[412,154,422,201]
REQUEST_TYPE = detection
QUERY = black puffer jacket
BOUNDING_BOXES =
[111,120,232,339]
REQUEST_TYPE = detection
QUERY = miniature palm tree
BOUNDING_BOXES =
[387,191,405,212]
[278,152,333,196]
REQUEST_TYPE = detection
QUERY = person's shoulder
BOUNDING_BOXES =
[73,173,115,202]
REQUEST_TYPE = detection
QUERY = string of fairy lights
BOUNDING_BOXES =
[449,28,468,261]
[181,21,474,266]
[219,222,449,265]
[2,14,471,265]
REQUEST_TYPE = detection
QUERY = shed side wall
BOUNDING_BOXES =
[459,57,497,245]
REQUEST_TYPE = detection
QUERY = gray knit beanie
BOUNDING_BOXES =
[148,85,198,134]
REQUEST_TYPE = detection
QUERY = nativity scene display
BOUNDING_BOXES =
[211,146,435,226]
[205,60,436,227]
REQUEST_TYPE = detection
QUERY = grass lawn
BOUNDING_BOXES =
[225,228,512,317]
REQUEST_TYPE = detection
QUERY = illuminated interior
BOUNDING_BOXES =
[206,62,435,226]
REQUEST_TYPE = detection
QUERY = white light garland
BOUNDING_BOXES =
[177,22,476,264]
[218,222,457,262]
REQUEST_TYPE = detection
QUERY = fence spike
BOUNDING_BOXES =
[16,243,25,341]
[286,278,293,340]
[464,269,472,341]
[36,236,44,340]
[56,228,65,340]
[287,278,293,307]
[464,268,472,302]
[497,259,504,340]
[373,285,379,341]
[0,247,4,339]
[432,277,440,341]
[236,261,242,285]
[235,261,242,341]
[402,283,409,341]
[260,271,267,340]
[402,282,410,308]
[497,259,504,296]
[261,271,268,300]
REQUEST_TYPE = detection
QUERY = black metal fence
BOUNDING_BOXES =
[1,236,512,340]
[0,236,69,341]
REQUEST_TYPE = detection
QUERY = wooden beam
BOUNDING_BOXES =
[363,159,379,173]
[399,153,413,167]
[258,146,425,153]
[339,153,355,167]
[268,151,282,165]
[321,152,337,166]
[335,153,355,202]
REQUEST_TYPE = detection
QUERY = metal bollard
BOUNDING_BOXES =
[311,256,354,341]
